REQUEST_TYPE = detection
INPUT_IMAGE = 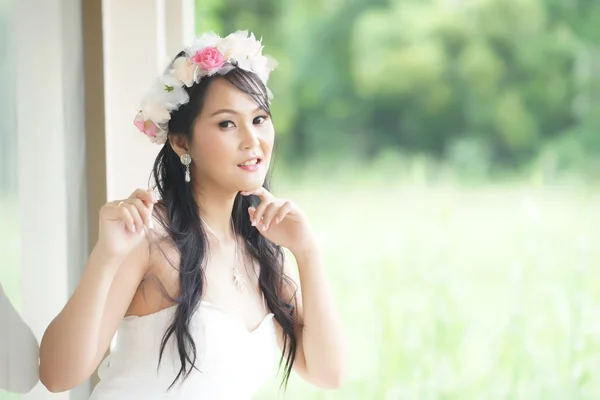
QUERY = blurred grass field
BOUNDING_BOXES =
[256,167,600,400]
[2,167,600,399]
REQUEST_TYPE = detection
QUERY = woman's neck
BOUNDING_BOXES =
[194,186,238,242]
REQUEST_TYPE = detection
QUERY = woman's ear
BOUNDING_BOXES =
[169,134,189,157]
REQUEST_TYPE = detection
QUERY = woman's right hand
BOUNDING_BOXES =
[97,188,157,258]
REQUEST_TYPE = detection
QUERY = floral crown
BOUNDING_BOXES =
[133,30,278,145]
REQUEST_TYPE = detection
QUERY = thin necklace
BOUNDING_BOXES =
[200,216,247,293]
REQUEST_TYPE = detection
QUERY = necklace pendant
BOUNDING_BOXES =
[233,267,247,293]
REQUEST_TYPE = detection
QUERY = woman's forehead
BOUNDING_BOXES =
[201,78,262,116]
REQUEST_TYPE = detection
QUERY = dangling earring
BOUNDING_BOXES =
[180,153,192,182]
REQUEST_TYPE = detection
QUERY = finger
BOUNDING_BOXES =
[247,207,257,230]
[110,203,136,233]
[121,203,144,233]
[129,198,153,226]
[130,188,156,205]
[262,202,282,231]
[273,200,293,225]
[251,199,273,227]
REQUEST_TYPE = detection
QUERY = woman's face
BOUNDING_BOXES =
[188,77,274,193]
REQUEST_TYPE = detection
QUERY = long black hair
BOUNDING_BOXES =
[150,55,298,390]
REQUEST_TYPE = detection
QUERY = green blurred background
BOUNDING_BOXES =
[193,0,600,180]
[190,0,600,399]
[2,0,600,399]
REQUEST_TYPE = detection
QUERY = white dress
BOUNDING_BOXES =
[89,301,279,399]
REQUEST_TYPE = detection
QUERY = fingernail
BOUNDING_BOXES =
[130,225,136,233]
[148,219,154,230]
[251,220,256,226]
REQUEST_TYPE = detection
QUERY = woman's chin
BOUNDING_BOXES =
[237,180,266,193]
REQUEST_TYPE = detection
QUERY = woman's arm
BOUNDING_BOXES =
[240,187,347,388]
[38,242,149,392]
[278,245,347,389]
[39,188,156,392]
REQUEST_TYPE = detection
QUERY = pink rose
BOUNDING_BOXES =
[190,47,225,71]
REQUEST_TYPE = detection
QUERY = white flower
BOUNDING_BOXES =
[141,96,171,125]
[265,54,278,70]
[155,76,189,108]
[163,85,189,110]
[236,58,253,72]
[252,55,278,83]
[172,57,196,87]
[244,32,263,57]
[161,72,183,88]
[141,78,189,124]
[187,32,221,56]
[134,30,278,146]
[217,30,262,66]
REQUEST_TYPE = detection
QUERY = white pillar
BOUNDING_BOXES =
[164,0,197,57]
[11,0,195,398]
[103,0,196,201]
[16,0,88,398]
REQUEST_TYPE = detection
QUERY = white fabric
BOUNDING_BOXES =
[0,283,39,393]
[89,301,279,399]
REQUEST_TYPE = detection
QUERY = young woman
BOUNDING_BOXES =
[38,31,346,399]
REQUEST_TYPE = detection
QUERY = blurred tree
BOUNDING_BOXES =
[351,0,583,165]
[194,0,600,169]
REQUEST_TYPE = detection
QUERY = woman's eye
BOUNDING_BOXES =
[253,115,268,124]
[219,120,235,128]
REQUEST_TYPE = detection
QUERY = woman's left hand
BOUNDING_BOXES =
[241,187,316,255]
